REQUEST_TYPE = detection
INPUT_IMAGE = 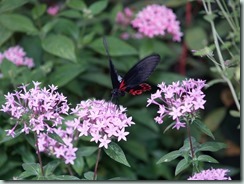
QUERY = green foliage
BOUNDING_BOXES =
[104,142,130,167]
[0,0,240,181]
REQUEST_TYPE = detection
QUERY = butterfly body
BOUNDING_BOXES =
[103,37,160,101]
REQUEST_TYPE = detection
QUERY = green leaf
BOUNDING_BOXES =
[192,45,215,57]
[80,72,111,88]
[229,110,240,117]
[163,121,176,133]
[32,4,46,19]
[0,26,13,46]
[89,36,137,56]
[0,0,30,13]
[197,155,218,163]
[18,171,36,179]
[150,71,185,85]
[83,171,94,180]
[89,0,108,15]
[193,119,215,140]
[42,34,77,62]
[0,150,7,167]
[179,137,199,155]
[204,14,217,22]
[109,177,131,180]
[44,161,60,176]
[175,159,190,176]
[17,146,36,163]
[206,79,226,88]
[104,142,131,167]
[0,14,38,34]
[0,128,22,144]
[48,64,85,87]
[76,146,98,157]
[47,175,80,180]
[185,27,207,50]
[54,18,79,39]
[0,59,18,78]
[129,108,159,133]
[196,142,227,153]
[48,132,65,145]
[120,140,148,162]
[41,19,58,36]
[225,67,236,79]
[156,150,181,164]
[203,107,226,131]
[72,157,84,176]
[82,32,95,45]
[22,163,41,176]
[165,0,187,7]
[66,0,86,10]
[59,10,82,18]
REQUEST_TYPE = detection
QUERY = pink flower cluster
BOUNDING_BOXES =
[147,79,206,130]
[47,5,60,16]
[38,126,77,165]
[188,168,232,180]
[116,8,134,27]
[70,99,135,149]
[0,82,78,164]
[131,4,183,41]
[1,81,69,136]
[115,8,143,40]
[0,45,34,68]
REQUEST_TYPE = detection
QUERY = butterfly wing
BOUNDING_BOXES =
[103,37,121,90]
[119,54,160,92]
[128,83,152,95]
[109,58,122,90]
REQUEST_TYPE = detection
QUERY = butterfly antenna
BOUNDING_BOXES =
[103,37,112,61]
[110,95,114,102]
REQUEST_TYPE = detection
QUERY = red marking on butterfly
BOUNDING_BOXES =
[128,83,151,95]
[103,37,160,101]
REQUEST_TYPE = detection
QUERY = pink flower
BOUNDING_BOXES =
[116,8,134,27]
[0,45,34,68]
[131,4,183,41]
[188,168,232,180]
[1,81,78,164]
[70,99,135,149]
[1,81,69,136]
[147,79,206,130]
[47,5,60,16]
[38,126,78,165]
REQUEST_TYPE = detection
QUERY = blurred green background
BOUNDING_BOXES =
[0,0,240,180]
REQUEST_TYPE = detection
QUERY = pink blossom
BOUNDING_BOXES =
[131,4,183,41]
[1,82,78,164]
[0,45,34,68]
[188,168,232,180]
[47,5,60,16]
[116,8,134,27]
[70,99,135,149]
[1,81,69,135]
[38,128,77,165]
[147,79,206,130]
[115,7,144,40]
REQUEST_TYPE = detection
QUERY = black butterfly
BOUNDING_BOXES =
[103,37,160,102]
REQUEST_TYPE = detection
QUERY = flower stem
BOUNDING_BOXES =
[186,122,200,173]
[186,122,194,159]
[34,133,44,176]
[67,164,74,176]
[93,148,101,180]
[202,0,240,112]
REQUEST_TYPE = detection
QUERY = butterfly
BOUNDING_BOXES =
[103,37,160,103]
